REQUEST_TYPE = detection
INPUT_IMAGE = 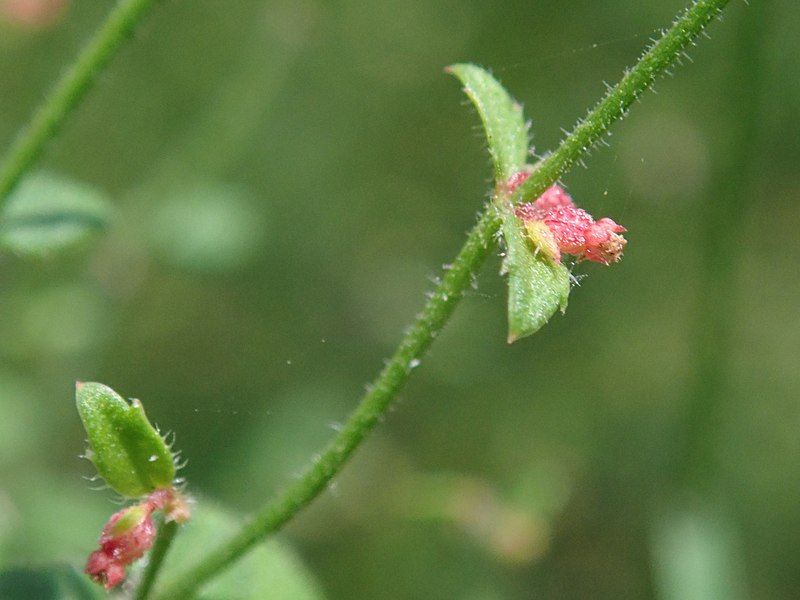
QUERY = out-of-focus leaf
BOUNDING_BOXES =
[75,382,175,498]
[0,172,112,257]
[502,210,570,343]
[446,63,528,181]
[156,501,325,600]
[149,182,265,273]
[0,565,102,600]
[651,504,747,600]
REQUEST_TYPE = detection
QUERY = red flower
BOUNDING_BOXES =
[511,177,627,265]
[85,488,190,589]
[85,504,156,589]
[583,217,627,265]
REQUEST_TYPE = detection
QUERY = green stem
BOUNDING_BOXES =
[133,520,179,600]
[154,1,731,597]
[0,0,159,206]
[515,0,730,205]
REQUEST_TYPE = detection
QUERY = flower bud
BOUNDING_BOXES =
[583,218,627,264]
[532,184,575,214]
[538,206,595,256]
[515,185,627,265]
[85,504,156,589]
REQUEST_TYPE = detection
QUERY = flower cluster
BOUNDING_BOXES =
[507,172,627,265]
[85,488,189,590]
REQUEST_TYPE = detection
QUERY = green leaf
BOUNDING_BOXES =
[502,209,570,343]
[446,63,529,181]
[0,565,102,600]
[0,171,112,257]
[449,63,570,340]
[75,382,175,498]
[156,501,325,600]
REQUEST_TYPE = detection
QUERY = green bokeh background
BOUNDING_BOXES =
[1,1,798,598]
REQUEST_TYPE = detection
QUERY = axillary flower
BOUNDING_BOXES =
[85,502,156,589]
[85,488,190,589]
[507,172,627,266]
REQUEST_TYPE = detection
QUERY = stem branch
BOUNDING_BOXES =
[0,0,159,205]
[153,1,731,597]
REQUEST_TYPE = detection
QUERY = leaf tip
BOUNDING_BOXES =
[444,62,472,78]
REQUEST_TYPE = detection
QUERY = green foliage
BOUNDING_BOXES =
[0,1,751,598]
[448,64,570,341]
[446,63,528,181]
[155,501,324,600]
[0,172,111,257]
[75,382,175,498]
[501,214,570,342]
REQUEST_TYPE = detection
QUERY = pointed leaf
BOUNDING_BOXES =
[447,63,528,181]
[0,171,112,257]
[448,64,572,340]
[502,209,570,343]
[76,382,175,498]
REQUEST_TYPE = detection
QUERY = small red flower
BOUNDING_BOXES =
[583,217,627,265]
[85,504,156,589]
[510,176,627,265]
[85,488,190,589]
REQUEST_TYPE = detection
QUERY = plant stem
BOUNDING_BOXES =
[154,206,499,598]
[154,1,731,597]
[514,0,730,205]
[0,0,159,206]
[133,520,179,600]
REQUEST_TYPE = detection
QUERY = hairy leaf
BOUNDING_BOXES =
[502,209,570,343]
[76,382,175,498]
[0,172,111,257]
[447,63,528,181]
[449,63,570,340]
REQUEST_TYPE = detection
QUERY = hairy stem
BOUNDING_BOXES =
[154,1,731,597]
[514,0,730,204]
[0,0,159,206]
[133,520,179,600]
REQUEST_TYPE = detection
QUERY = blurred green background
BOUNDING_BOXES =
[0,0,798,598]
